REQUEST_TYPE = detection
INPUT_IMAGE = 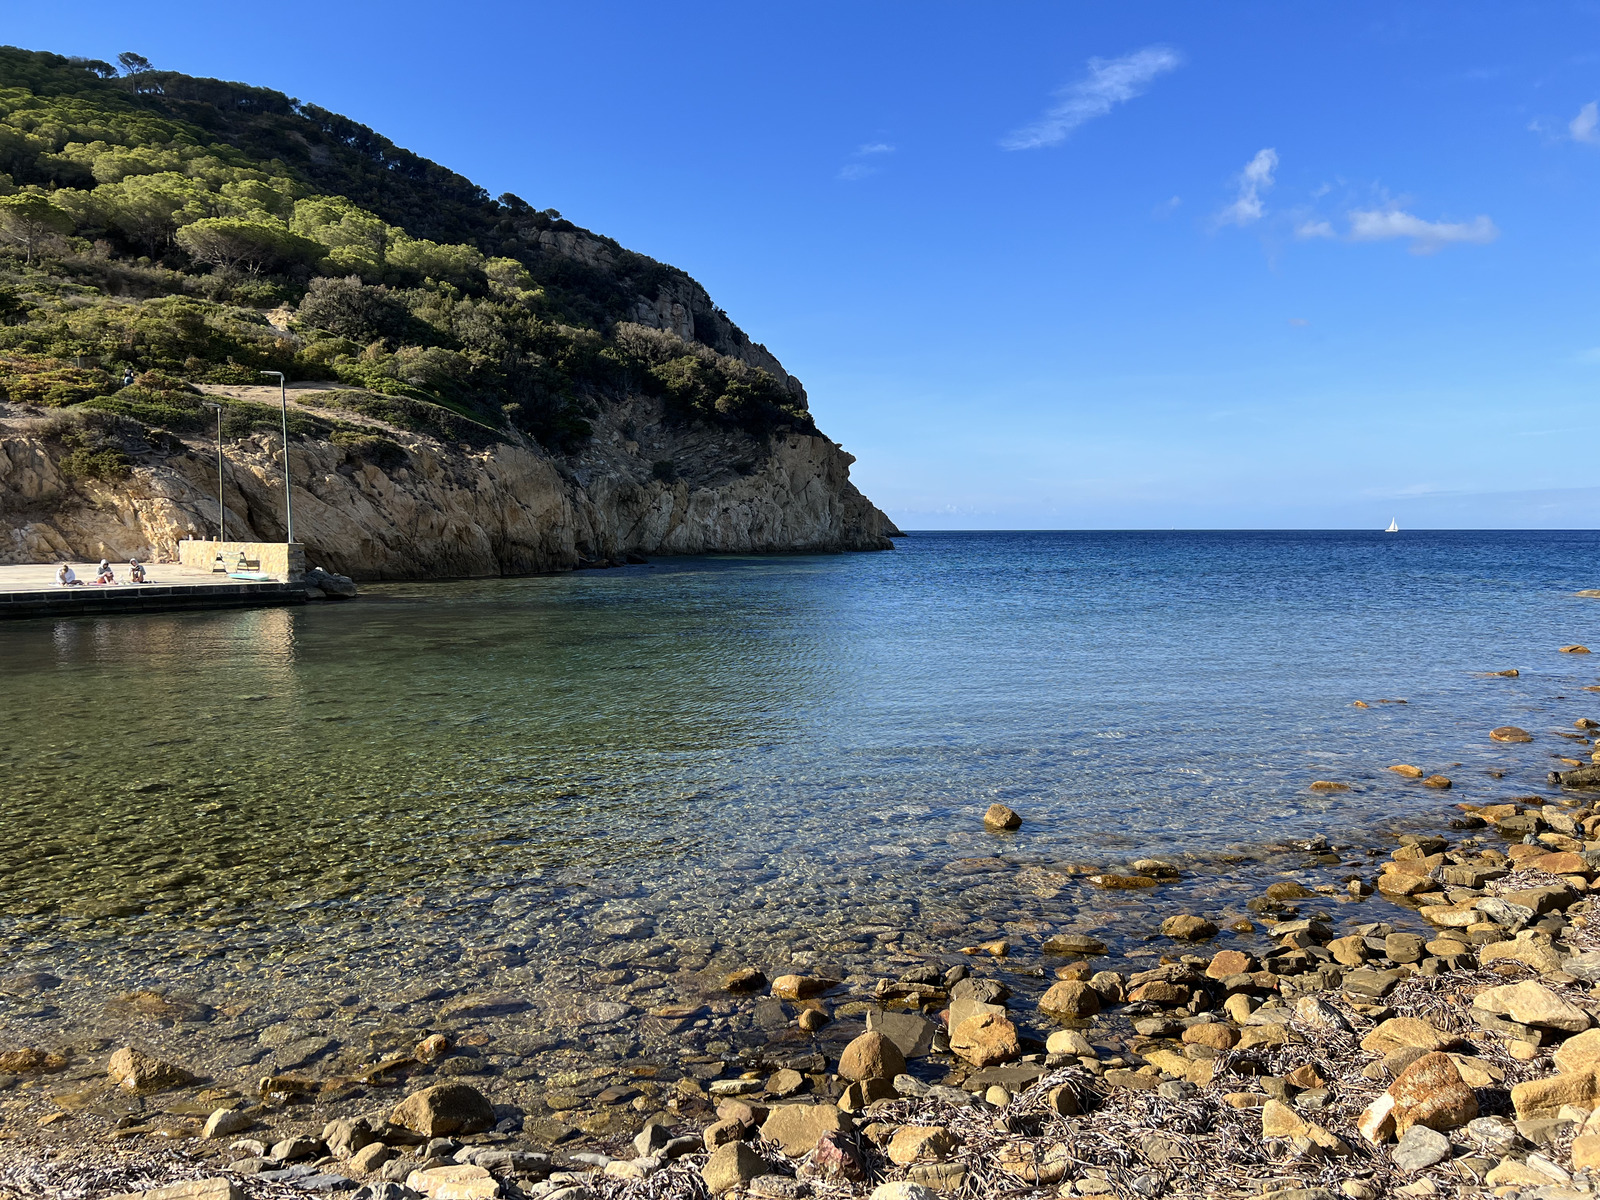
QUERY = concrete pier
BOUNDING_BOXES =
[0,558,308,620]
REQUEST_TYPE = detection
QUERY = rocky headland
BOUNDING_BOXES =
[0,386,898,579]
[0,47,897,578]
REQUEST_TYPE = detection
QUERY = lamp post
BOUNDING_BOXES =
[202,401,225,542]
[259,370,293,544]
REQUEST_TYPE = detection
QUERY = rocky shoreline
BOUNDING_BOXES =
[7,754,1600,1200]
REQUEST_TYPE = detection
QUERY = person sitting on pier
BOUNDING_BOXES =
[95,559,115,585]
[128,560,146,584]
[55,563,80,586]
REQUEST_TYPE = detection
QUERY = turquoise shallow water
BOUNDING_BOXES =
[0,530,1598,1077]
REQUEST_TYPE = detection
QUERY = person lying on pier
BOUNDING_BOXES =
[55,563,80,586]
[129,560,146,583]
[94,559,115,585]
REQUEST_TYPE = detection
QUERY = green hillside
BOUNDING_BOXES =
[0,46,814,473]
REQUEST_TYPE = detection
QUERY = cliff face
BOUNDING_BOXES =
[0,394,897,579]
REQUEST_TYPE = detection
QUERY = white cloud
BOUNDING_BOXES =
[837,143,895,181]
[1001,46,1182,150]
[1215,148,1277,226]
[1572,101,1600,145]
[1347,208,1499,253]
[1295,219,1336,239]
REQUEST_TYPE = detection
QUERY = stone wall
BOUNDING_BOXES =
[176,540,306,582]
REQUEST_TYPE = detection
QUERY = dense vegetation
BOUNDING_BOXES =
[0,46,814,462]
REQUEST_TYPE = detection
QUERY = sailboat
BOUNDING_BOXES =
[1385,518,1399,533]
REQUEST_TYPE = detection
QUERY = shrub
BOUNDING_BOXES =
[81,385,210,431]
[58,445,131,481]
[3,365,116,406]
[330,428,407,469]
[297,276,412,344]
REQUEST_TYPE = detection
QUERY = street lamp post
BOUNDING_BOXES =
[202,401,225,542]
[259,370,293,544]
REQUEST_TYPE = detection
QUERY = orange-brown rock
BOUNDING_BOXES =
[1181,1023,1238,1051]
[949,1013,1021,1068]
[886,1125,959,1166]
[1389,1052,1478,1134]
[837,1031,905,1083]
[1038,980,1101,1019]
[983,804,1022,831]
[1206,950,1253,979]
[1127,980,1189,1006]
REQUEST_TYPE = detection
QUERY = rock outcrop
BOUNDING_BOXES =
[0,393,897,579]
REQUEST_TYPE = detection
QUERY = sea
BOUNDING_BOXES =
[1,530,1597,1087]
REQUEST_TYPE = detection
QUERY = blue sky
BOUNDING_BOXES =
[10,2,1600,527]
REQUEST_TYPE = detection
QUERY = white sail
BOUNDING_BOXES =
[1385,518,1399,533]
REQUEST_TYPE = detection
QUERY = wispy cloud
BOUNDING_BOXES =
[1001,47,1181,151]
[837,142,895,181]
[1347,208,1499,253]
[1295,219,1336,239]
[1572,101,1600,145]
[1215,148,1277,226]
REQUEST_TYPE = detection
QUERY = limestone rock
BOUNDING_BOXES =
[1181,1023,1238,1051]
[201,1109,253,1139]
[702,1143,765,1195]
[1512,1068,1600,1119]
[0,417,897,578]
[771,975,833,1000]
[1478,930,1565,973]
[761,1104,850,1156]
[406,1164,500,1199]
[108,1047,196,1093]
[350,1142,397,1173]
[1038,980,1100,1019]
[1555,1028,1600,1075]
[1472,980,1591,1032]
[1490,726,1534,742]
[887,1125,959,1165]
[1360,1018,1454,1057]
[322,1116,375,1159]
[765,1068,806,1098]
[1045,1029,1095,1056]
[1159,915,1218,941]
[838,1031,905,1082]
[1389,1052,1478,1134]
[389,1083,496,1137]
[983,804,1022,830]
[949,1013,1020,1067]
[1203,950,1248,978]
[866,1010,938,1058]
[105,1183,242,1200]
[0,1047,66,1074]
[870,1184,940,1200]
